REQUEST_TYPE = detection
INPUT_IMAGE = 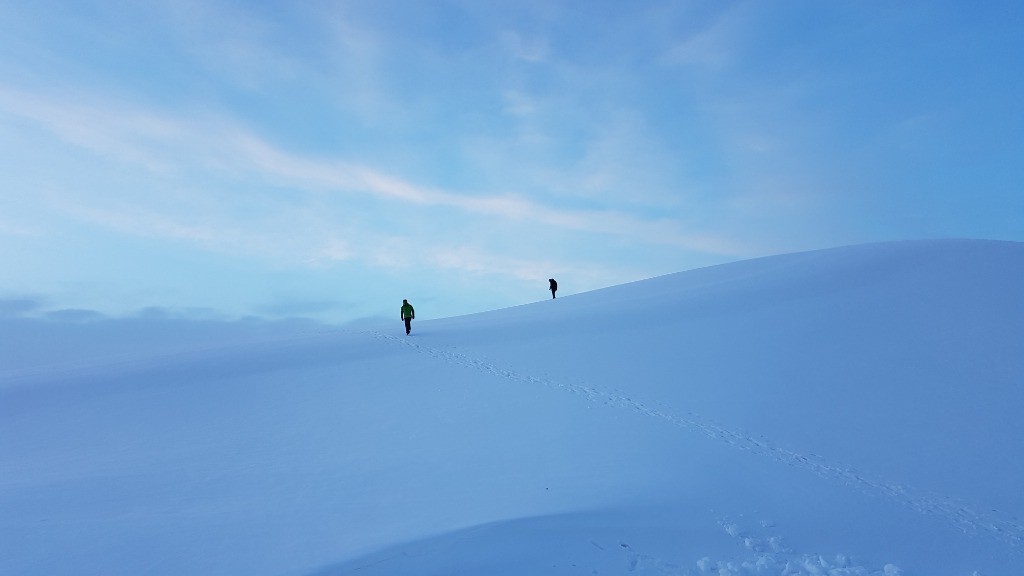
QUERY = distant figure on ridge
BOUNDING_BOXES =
[400,299,415,335]
[549,278,558,299]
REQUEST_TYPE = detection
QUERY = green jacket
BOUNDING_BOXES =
[401,302,415,320]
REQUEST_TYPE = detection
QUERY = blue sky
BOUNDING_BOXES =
[1,0,1022,324]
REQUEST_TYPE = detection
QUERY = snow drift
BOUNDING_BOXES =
[2,239,1022,575]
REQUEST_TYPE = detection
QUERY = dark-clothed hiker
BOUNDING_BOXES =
[549,278,558,299]
[401,299,415,335]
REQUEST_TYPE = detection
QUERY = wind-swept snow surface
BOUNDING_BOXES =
[2,239,1022,575]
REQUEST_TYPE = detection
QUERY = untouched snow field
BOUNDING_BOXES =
[2,239,1022,575]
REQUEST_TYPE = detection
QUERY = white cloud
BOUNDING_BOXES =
[0,87,186,174]
[500,30,549,63]
[3,84,747,259]
[0,220,40,237]
[157,0,308,92]
[660,2,754,70]
[303,238,354,267]
[502,90,537,117]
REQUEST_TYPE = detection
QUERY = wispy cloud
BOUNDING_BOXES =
[156,0,313,92]
[0,87,186,174]
[500,30,549,63]
[1,83,745,264]
[0,219,41,238]
[661,5,750,71]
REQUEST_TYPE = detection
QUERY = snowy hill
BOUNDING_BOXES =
[2,239,1023,576]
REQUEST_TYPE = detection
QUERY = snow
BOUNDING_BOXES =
[2,239,1022,575]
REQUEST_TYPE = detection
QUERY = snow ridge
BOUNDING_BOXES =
[370,331,1024,553]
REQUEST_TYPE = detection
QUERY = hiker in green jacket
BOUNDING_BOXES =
[401,299,415,335]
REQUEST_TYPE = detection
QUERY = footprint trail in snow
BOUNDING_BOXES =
[370,330,1024,553]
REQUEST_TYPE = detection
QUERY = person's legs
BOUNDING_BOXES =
[405,318,412,334]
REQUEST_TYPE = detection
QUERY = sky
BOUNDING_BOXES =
[1,0,1022,324]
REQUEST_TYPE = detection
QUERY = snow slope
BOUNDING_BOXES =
[2,239,1022,575]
